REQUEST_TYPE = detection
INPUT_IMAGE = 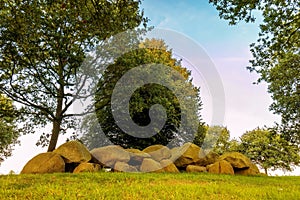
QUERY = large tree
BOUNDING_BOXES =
[0,0,147,151]
[209,0,300,143]
[82,39,202,149]
[0,94,19,163]
[239,128,300,175]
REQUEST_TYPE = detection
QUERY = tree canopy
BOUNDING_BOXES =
[0,94,19,163]
[239,128,300,174]
[209,0,300,143]
[0,0,147,151]
[82,39,202,149]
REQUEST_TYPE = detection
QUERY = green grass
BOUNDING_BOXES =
[0,172,300,200]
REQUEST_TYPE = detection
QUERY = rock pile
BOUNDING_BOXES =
[21,141,260,175]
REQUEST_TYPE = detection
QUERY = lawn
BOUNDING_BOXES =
[0,172,299,200]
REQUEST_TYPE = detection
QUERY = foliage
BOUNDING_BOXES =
[0,0,147,151]
[1,173,300,199]
[209,0,300,143]
[194,125,231,154]
[87,39,202,149]
[0,94,19,163]
[239,128,300,174]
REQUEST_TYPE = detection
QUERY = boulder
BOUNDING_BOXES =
[207,160,234,175]
[73,163,101,173]
[196,151,219,166]
[234,163,260,176]
[218,152,251,169]
[90,145,130,167]
[140,158,164,173]
[21,152,65,174]
[186,165,207,173]
[143,145,171,162]
[126,148,151,165]
[114,161,138,172]
[54,141,91,163]
[160,159,179,173]
[173,143,205,168]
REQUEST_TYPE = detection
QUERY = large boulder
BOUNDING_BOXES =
[140,158,164,173]
[126,148,151,165]
[234,163,260,176]
[196,151,219,166]
[186,165,207,173]
[21,152,65,174]
[173,143,205,168]
[90,145,130,167]
[114,161,138,172]
[160,159,179,173]
[73,163,101,173]
[218,152,251,169]
[207,160,234,175]
[143,145,171,162]
[54,141,91,163]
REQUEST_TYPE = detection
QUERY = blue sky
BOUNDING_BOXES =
[0,0,285,174]
[141,0,280,136]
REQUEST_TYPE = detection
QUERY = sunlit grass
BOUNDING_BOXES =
[1,172,299,199]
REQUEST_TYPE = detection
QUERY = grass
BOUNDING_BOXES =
[0,172,300,200]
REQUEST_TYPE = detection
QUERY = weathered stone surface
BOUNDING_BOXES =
[73,163,101,173]
[160,159,179,173]
[207,160,234,175]
[186,165,207,173]
[21,152,65,174]
[54,141,91,163]
[173,143,205,168]
[234,163,260,176]
[196,151,219,166]
[90,145,130,167]
[114,161,138,172]
[219,152,251,169]
[126,148,151,165]
[143,145,171,162]
[140,158,164,173]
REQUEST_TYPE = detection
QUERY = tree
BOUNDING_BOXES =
[0,0,147,151]
[0,94,19,163]
[197,125,231,154]
[239,128,300,174]
[209,0,300,143]
[83,39,202,149]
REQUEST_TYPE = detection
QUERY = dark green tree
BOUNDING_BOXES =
[0,0,147,151]
[239,128,300,174]
[210,0,300,143]
[0,94,19,163]
[85,39,202,149]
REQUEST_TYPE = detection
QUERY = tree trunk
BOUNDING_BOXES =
[264,168,268,175]
[47,82,64,152]
[48,119,61,152]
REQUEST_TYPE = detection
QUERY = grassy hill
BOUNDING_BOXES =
[1,172,300,199]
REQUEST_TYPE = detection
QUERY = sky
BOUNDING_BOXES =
[0,0,295,175]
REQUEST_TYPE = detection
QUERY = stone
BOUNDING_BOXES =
[207,160,234,175]
[196,151,219,166]
[53,141,91,163]
[73,163,101,173]
[140,158,164,173]
[126,148,151,165]
[173,142,205,168]
[218,152,251,169]
[114,161,138,172]
[186,165,207,173]
[90,145,130,167]
[143,145,171,162]
[160,159,179,173]
[21,152,65,174]
[234,163,260,176]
